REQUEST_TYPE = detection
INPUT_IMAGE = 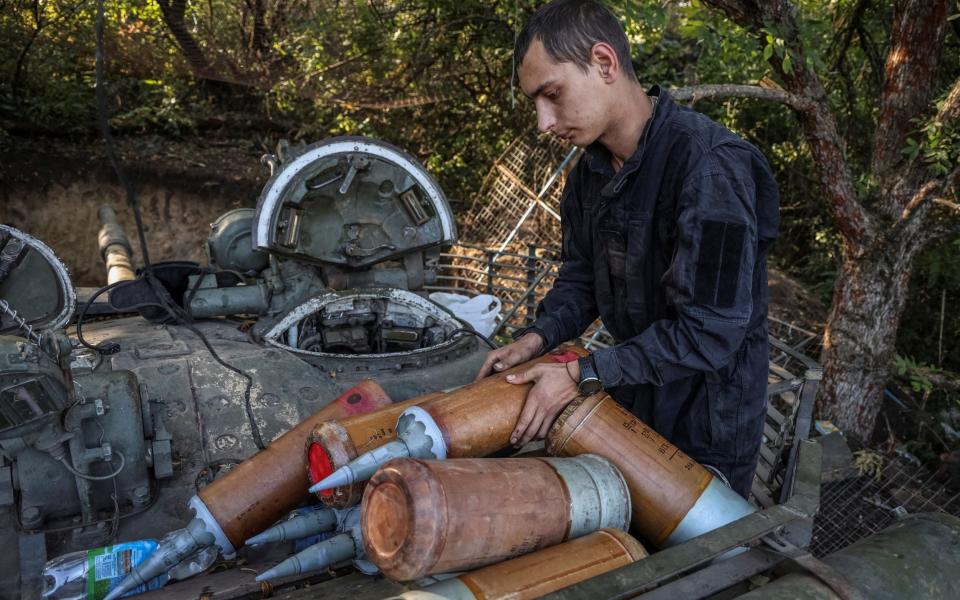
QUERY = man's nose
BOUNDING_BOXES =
[536,105,556,133]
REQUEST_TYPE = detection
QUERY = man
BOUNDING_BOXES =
[475,0,779,498]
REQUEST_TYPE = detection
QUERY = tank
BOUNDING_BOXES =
[4,135,953,600]
[0,137,491,599]
[733,513,960,600]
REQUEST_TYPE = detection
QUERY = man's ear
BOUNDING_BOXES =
[590,42,620,82]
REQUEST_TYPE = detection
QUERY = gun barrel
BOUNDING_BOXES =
[97,205,135,284]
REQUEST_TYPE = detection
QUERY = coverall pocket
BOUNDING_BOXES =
[706,372,738,453]
[624,217,654,322]
[624,216,654,267]
[600,229,627,280]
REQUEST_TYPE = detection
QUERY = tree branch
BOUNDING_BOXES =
[872,0,950,199]
[912,368,960,393]
[901,163,958,214]
[828,0,870,73]
[895,77,960,226]
[933,197,960,213]
[701,0,873,254]
[669,83,814,111]
[933,75,960,127]
[926,217,960,243]
[157,0,215,79]
[856,20,885,91]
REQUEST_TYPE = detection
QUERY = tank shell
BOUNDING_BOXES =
[198,379,392,548]
[361,455,629,581]
[418,346,588,458]
[307,392,444,508]
[396,529,647,600]
[457,529,646,600]
[547,392,713,546]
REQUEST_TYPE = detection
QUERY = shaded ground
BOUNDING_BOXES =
[768,267,827,334]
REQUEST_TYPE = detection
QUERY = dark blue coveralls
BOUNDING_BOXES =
[522,87,780,498]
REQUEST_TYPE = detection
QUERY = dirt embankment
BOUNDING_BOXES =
[1,135,269,286]
[768,267,827,333]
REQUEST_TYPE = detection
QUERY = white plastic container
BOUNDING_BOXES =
[428,292,501,337]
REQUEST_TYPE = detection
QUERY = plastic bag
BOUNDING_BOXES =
[429,292,501,337]
[42,539,216,600]
[42,540,167,600]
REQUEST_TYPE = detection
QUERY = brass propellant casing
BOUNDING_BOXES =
[417,346,588,458]
[394,529,648,600]
[547,392,754,547]
[197,380,392,549]
[361,455,630,581]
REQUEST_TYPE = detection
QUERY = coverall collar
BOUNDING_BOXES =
[584,85,673,198]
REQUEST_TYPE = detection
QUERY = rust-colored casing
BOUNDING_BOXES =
[306,345,585,507]
[420,346,587,458]
[197,379,392,549]
[449,529,647,600]
[362,457,581,580]
[546,392,713,546]
[307,392,444,508]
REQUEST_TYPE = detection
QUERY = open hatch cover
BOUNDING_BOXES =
[0,224,76,337]
[252,137,457,268]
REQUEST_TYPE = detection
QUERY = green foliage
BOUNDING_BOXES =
[2,0,959,401]
[0,0,533,199]
[0,0,99,131]
[903,107,960,177]
[894,354,937,393]
[898,237,960,373]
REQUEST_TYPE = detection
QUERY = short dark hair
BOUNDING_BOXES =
[514,0,637,83]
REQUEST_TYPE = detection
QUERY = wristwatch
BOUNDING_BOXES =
[576,356,603,395]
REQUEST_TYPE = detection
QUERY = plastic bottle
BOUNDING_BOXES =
[41,539,216,600]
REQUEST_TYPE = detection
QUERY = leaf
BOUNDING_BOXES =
[763,43,773,61]
[782,53,792,74]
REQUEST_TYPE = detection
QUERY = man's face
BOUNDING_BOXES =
[517,39,611,147]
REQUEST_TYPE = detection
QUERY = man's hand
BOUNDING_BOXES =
[506,360,580,447]
[474,332,545,381]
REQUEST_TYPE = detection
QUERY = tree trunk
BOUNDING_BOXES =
[157,0,214,80]
[701,0,957,442]
[818,233,922,440]
[250,0,269,56]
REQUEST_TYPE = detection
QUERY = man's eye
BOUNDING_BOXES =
[547,90,560,100]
